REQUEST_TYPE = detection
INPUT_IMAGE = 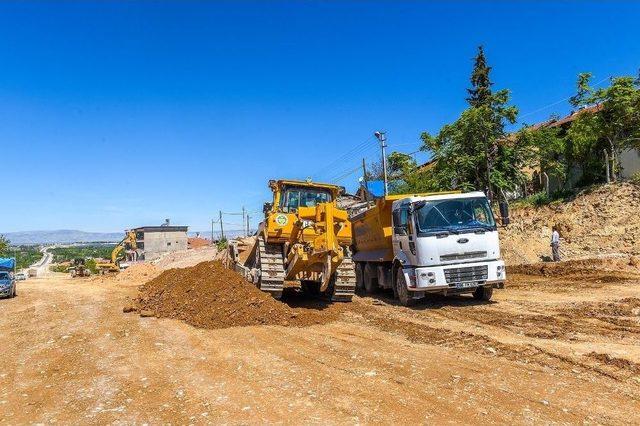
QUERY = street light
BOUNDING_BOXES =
[374,131,388,196]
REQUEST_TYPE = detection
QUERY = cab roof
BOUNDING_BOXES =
[269,179,344,193]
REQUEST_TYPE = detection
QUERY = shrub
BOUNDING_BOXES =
[216,238,228,251]
[523,191,551,207]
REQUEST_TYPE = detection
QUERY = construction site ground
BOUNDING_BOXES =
[2,259,640,424]
[4,183,640,424]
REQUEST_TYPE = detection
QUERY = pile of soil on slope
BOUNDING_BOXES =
[500,182,640,265]
[134,261,342,329]
[508,256,640,277]
[152,246,218,270]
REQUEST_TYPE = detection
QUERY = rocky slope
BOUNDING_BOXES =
[500,182,640,265]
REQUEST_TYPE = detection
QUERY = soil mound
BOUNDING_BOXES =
[500,182,640,265]
[508,256,640,278]
[134,261,341,329]
[152,246,218,270]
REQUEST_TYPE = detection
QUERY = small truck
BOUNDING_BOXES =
[351,191,506,306]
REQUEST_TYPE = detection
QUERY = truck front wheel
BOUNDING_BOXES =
[396,270,415,307]
[473,286,493,302]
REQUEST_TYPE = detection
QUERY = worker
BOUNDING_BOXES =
[550,226,561,262]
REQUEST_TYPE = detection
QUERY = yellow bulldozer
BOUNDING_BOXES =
[229,179,356,301]
[96,230,137,273]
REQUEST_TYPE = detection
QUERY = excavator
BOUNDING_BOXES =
[229,179,356,301]
[96,230,137,273]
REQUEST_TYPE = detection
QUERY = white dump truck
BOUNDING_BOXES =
[351,191,507,306]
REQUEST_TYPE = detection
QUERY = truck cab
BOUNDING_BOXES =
[391,192,505,303]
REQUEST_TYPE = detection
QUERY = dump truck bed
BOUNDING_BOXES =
[351,192,460,263]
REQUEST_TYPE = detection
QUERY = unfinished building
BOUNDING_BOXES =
[133,225,188,261]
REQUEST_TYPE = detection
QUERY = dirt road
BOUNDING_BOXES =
[2,267,640,424]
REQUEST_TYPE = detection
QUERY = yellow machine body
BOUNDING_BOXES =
[262,179,352,289]
[96,230,137,272]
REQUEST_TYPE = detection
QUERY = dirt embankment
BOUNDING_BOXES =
[134,261,346,329]
[500,182,640,265]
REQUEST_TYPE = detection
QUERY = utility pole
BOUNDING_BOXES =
[362,157,368,187]
[374,131,388,196]
[246,214,250,236]
[211,219,214,243]
[218,210,224,240]
[242,206,246,237]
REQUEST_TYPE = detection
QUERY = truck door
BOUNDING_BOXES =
[392,204,416,265]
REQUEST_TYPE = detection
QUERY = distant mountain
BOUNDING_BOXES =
[2,230,123,245]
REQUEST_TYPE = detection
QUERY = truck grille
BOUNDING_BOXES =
[440,251,487,262]
[444,265,488,284]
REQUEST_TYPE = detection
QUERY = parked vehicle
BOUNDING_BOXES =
[14,272,27,281]
[0,258,17,298]
[351,191,507,306]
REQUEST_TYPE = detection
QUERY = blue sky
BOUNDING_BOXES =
[1,1,639,233]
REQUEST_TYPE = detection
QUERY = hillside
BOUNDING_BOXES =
[1,230,122,245]
[500,182,640,265]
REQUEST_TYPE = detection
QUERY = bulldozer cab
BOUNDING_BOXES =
[269,180,342,212]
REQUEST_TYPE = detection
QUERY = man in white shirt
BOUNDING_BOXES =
[550,226,560,262]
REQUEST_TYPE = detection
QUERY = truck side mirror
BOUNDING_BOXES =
[499,201,510,226]
[263,202,273,214]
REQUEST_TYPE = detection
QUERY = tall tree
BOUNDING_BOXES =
[420,47,519,197]
[569,73,640,178]
[467,46,493,108]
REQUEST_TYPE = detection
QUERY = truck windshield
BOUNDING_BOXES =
[281,188,332,212]
[415,197,496,234]
[0,272,9,280]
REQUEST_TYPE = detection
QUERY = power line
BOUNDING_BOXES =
[518,75,611,122]
[323,143,380,181]
[311,135,376,178]
[332,166,363,183]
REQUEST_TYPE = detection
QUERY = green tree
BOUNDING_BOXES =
[569,73,640,178]
[467,45,493,108]
[514,125,567,188]
[387,152,416,177]
[420,46,520,197]
[0,235,9,257]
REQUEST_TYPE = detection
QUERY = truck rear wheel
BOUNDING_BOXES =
[473,286,493,301]
[355,262,364,291]
[363,263,377,294]
[396,270,415,307]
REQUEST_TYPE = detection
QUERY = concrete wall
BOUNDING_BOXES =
[620,148,640,179]
[142,230,188,260]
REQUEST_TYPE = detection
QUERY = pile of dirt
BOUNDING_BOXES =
[133,261,341,329]
[500,182,640,265]
[152,246,218,270]
[508,256,640,277]
[188,237,211,249]
[91,262,161,287]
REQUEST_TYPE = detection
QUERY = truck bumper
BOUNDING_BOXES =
[405,260,506,292]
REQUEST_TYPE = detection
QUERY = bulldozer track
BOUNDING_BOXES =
[257,237,285,299]
[330,256,356,302]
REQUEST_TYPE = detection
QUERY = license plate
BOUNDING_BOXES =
[455,282,477,289]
